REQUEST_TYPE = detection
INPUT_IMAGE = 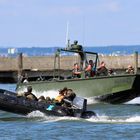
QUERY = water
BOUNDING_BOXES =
[1,45,140,57]
[0,84,140,140]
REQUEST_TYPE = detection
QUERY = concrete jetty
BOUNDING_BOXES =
[0,52,139,83]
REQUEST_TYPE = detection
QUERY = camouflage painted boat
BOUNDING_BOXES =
[16,42,140,104]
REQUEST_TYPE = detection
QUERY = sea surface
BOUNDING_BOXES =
[0,84,140,140]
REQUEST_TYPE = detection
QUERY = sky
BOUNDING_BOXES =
[0,0,140,47]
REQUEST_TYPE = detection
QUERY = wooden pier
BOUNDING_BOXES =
[0,52,139,83]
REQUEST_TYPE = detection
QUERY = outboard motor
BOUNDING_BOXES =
[73,97,96,118]
[72,97,87,117]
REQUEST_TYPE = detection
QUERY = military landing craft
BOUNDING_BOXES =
[16,41,140,104]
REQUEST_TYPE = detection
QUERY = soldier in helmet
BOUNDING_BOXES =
[25,86,38,101]
[24,86,38,101]
[74,40,78,45]
[17,86,38,101]
[70,40,83,51]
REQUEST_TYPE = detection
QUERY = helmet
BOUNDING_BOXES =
[27,86,32,92]
[74,40,78,44]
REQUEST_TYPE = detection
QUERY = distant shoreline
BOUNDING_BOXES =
[0,45,140,57]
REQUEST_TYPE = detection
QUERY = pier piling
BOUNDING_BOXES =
[17,53,23,79]
[134,51,138,74]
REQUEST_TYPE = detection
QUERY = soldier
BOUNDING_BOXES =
[72,63,82,78]
[70,40,83,51]
[126,65,134,74]
[24,86,38,101]
[38,96,46,103]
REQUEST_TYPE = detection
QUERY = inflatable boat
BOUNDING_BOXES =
[0,89,96,119]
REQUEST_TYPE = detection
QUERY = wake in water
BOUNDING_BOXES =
[26,111,79,123]
[86,114,140,123]
[26,111,140,124]
[125,97,140,105]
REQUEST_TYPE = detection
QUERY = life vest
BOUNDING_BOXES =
[55,95,64,102]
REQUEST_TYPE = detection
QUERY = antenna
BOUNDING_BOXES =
[65,21,70,47]
[82,16,85,47]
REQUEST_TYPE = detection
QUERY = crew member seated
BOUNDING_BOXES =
[17,86,38,101]
[85,60,95,78]
[55,87,76,107]
[64,89,76,101]
[126,65,134,74]
[46,96,52,103]
[55,87,67,105]
[62,88,76,108]
[38,96,46,103]
[24,86,38,101]
[72,63,81,78]
[96,61,108,76]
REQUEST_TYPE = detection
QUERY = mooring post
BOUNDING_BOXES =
[134,51,138,74]
[17,53,23,80]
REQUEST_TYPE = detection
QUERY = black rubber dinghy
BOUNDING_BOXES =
[0,89,96,119]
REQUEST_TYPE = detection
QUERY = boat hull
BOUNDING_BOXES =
[16,74,140,104]
[0,89,96,118]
